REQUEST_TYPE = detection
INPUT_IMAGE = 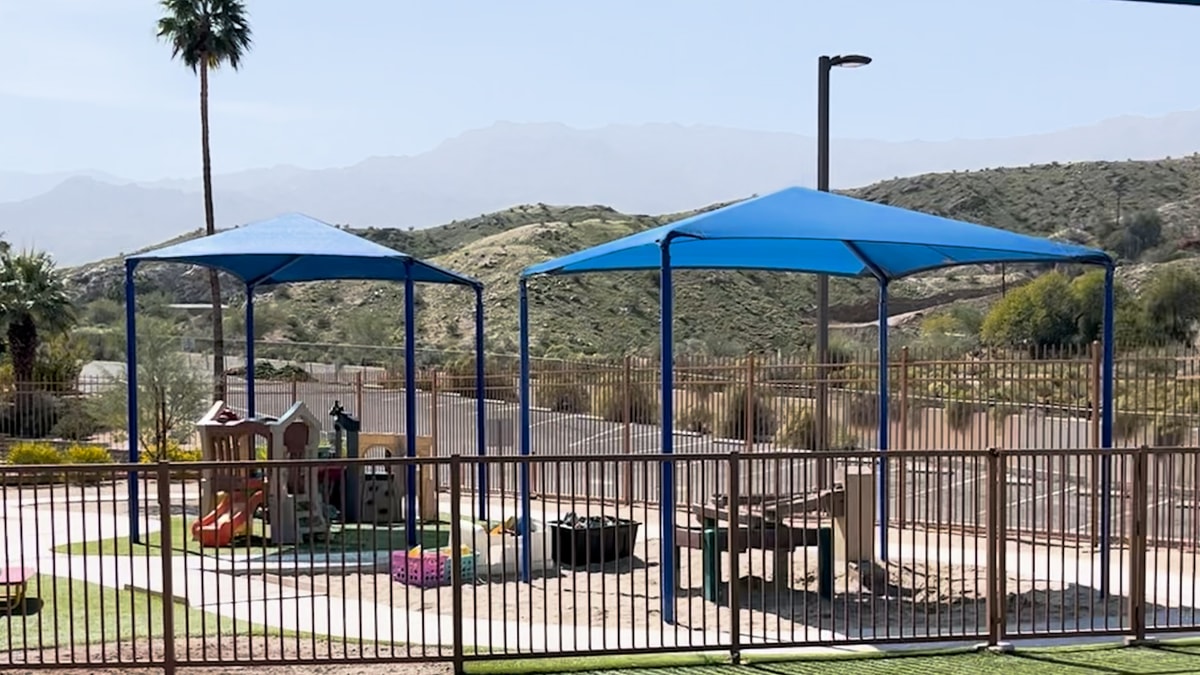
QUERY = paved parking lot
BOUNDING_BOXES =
[79,359,1196,544]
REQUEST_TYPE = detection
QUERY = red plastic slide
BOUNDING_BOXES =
[192,491,264,548]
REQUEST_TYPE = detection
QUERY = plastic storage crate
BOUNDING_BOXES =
[391,549,478,588]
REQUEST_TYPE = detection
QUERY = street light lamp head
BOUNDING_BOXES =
[828,54,872,68]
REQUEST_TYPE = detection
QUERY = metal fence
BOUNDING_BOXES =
[0,448,1194,672]
[8,342,1200,545]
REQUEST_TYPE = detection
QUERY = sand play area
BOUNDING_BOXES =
[295,534,1131,641]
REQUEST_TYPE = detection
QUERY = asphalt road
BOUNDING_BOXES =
[212,380,1200,544]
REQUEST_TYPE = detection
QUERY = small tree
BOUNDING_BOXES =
[1101,210,1163,262]
[1141,266,1200,345]
[1069,269,1144,346]
[980,271,1077,351]
[91,317,208,459]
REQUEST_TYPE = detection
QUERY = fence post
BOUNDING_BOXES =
[727,450,741,663]
[745,354,755,453]
[815,347,829,491]
[449,453,465,674]
[156,461,177,675]
[1128,445,1149,644]
[1090,341,1102,548]
[290,377,298,405]
[431,370,441,452]
[622,355,633,505]
[984,446,1009,648]
[898,347,909,528]
[355,370,365,426]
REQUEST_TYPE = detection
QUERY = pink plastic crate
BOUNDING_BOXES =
[390,550,479,588]
[391,550,446,588]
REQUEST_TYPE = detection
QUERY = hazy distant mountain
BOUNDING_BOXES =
[6,110,1200,265]
[0,177,276,263]
[0,169,126,203]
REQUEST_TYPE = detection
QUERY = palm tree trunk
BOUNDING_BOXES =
[200,59,227,402]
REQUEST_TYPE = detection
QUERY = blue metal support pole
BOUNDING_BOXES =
[124,260,141,543]
[245,285,255,417]
[474,285,488,521]
[877,279,890,562]
[518,279,533,582]
[659,239,676,624]
[404,264,419,547]
[1099,263,1116,597]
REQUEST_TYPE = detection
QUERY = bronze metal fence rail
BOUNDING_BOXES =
[0,447,1192,671]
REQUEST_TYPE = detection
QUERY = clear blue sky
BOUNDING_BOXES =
[0,0,1197,180]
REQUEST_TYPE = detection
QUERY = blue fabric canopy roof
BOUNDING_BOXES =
[128,212,480,287]
[522,187,1112,280]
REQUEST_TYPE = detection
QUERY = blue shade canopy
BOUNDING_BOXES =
[128,213,480,287]
[522,187,1112,280]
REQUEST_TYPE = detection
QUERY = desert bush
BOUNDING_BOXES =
[989,404,1022,428]
[829,431,863,450]
[1114,412,1146,441]
[594,381,658,425]
[7,441,64,464]
[139,440,202,464]
[845,393,879,429]
[679,402,715,435]
[66,444,114,464]
[1154,416,1191,447]
[945,399,982,432]
[65,444,115,485]
[720,386,777,442]
[905,402,930,429]
[537,380,591,414]
[139,440,203,479]
[5,441,66,484]
[226,361,313,382]
[441,357,518,402]
[776,409,819,450]
[51,396,106,441]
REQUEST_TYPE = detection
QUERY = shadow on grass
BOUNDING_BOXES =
[3,597,44,617]
[1009,645,1200,675]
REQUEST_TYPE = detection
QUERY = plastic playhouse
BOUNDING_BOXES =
[192,400,330,547]
[328,400,437,525]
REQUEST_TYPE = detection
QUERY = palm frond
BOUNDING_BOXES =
[156,0,253,71]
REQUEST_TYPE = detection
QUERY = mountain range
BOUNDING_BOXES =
[7,110,1200,265]
[64,153,1200,361]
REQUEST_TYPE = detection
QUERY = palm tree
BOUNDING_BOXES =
[0,251,76,387]
[156,0,253,401]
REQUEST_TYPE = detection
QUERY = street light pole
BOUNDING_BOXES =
[815,53,871,464]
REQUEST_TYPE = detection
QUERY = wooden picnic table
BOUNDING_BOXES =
[676,490,842,601]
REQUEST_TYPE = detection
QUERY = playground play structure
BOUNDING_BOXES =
[190,399,447,549]
[192,400,330,547]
